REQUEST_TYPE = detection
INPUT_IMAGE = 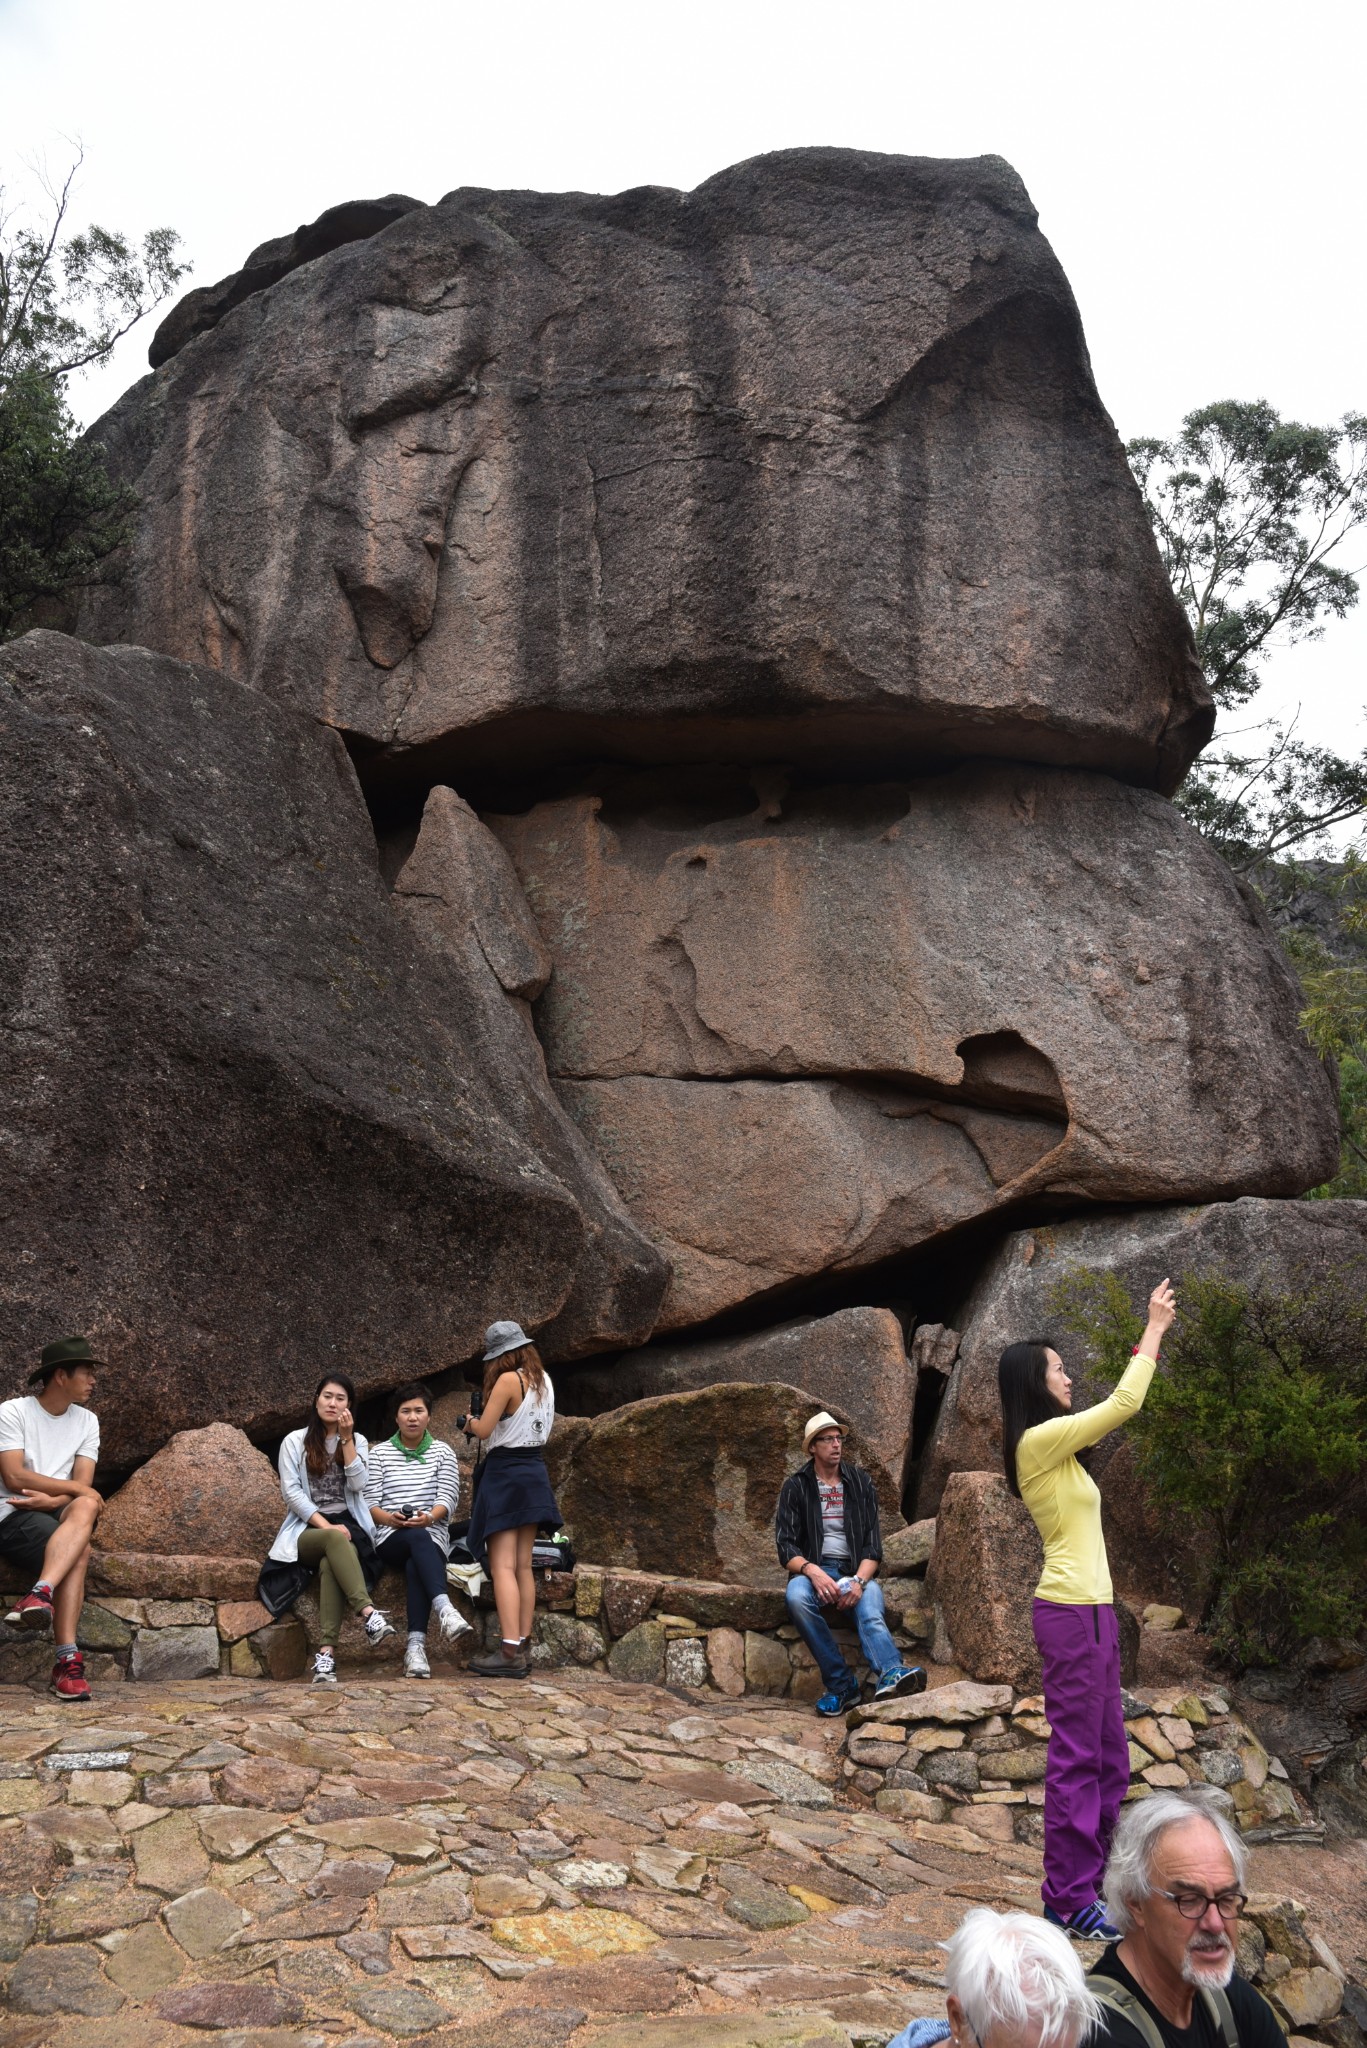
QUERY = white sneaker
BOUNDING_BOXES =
[311,1648,338,1687]
[404,1640,431,1679]
[363,1609,397,1645]
[437,1605,473,1641]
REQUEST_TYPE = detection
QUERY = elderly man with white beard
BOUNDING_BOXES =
[1088,1787,1282,2048]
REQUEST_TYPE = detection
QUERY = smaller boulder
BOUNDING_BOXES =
[928,1471,1139,1691]
[557,1381,900,1584]
[97,1424,281,1559]
[883,1520,936,1575]
[927,1471,1044,1691]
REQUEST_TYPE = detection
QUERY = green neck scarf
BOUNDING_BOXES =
[391,1428,433,1460]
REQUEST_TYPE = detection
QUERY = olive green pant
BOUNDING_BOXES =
[296,1525,370,1644]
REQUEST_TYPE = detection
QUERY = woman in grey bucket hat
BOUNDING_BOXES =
[455,1320,561,1677]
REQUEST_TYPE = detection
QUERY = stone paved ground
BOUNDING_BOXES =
[1,1671,1364,2048]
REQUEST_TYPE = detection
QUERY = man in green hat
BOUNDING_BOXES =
[0,1337,104,1701]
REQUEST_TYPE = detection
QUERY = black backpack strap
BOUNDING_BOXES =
[1087,1978,1168,2048]
[1199,1986,1239,2048]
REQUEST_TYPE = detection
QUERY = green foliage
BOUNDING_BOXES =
[1129,402,1367,869]
[1276,852,1367,1196]
[0,369,134,637]
[0,152,186,639]
[1050,1268,1367,1664]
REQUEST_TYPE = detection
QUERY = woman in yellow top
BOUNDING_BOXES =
[998,1278,1176,1942]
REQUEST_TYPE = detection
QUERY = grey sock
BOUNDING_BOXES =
[55,1644,77,1659]
[407,1631,425,1648]
[431,1593,454,1617]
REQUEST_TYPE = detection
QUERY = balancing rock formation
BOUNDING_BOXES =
[3,149,1339,1582]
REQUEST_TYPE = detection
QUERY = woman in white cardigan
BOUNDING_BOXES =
[258,1373,396,1686]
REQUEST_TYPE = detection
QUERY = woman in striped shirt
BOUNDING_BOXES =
[364,1381,471,1679]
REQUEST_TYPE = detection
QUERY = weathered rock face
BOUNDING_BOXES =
[390,786,667,1357]
[558,1307,916,1495]
[0,632,665,1462]
[554,1382,902,1584]
[926,1470,1044,1691]
[492,773,1336,1329]
[96,1426,281,1557]
[916,1199,1367,1590]
[85,151,1210,795]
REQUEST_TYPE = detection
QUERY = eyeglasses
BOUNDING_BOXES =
[1154,1888,1247,1921]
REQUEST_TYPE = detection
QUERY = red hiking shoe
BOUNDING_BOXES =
[51,1652,92,1702]
[5,1588,54,1630]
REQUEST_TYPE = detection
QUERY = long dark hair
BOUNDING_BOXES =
[304,1372,357,1476]
[998,1340,1067,1497]
[483,1340,546,1406]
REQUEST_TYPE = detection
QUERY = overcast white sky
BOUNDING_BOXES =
[5,0,1364,774]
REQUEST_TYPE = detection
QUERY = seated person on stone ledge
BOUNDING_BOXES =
[365,1380,471,1679]
[0,1336,105,1702]
[775,1408,926,1716]
[257,1371,398,1689]
[887,1904,1102,2048]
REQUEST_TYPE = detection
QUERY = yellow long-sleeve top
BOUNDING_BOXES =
[1016,1353,1157,1603]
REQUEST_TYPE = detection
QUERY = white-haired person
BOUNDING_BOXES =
[888,1905,1102,2048]
[1089,1786,1282,2048]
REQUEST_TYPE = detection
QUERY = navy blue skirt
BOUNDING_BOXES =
[466,1448,561,1563]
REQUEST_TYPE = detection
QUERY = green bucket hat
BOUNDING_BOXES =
[29,1335,103,1385]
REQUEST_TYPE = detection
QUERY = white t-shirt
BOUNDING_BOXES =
[0,1395,100,1524]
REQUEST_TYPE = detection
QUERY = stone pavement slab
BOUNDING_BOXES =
[0,1668,1359,2048]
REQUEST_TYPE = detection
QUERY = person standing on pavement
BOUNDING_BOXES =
[457,1320,561,1681]
[776,1410,926,1717]
[366,1381,470,1678]
[258,1372,396,1687]
[0,1337,104,1703]
[999,1277,1177,1942]
[1089,1786,1282,2048]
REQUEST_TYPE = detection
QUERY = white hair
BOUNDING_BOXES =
[1103,1786,1248,1936]
[945,1908,1102,2048]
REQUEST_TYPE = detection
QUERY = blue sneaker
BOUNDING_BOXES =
[873,1664,928,1702]
[815,1684,861,1717]
[1045,1899,1122,1941]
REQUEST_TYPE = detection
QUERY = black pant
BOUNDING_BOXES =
[378,1526,448,1630]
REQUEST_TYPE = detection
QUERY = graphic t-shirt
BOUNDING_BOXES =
[817,1477,850,1562]
[307,1435,348,1515]
[0,1395,100,1524]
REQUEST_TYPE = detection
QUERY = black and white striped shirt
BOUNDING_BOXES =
[365,1438,461,1556]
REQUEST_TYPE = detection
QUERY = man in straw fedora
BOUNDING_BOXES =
[775,1408,926,1717]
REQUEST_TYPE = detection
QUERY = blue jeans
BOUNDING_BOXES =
[785,1561,903,1693]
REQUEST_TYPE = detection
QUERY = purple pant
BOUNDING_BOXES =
[1032,1597,1130,1920]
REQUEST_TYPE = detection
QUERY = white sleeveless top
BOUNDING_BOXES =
[487,1371,555,1450]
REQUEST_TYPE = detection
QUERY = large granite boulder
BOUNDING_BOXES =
[0,632,665,1463]
[84,151,1210,795]
[493,773,1336,1330]
[558,1307,916,1495]
[96,1425,281,1557]
[916,1199,1367,1596]
[554,1381,902,1585]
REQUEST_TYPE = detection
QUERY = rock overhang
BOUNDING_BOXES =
[85,146,1212,798]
